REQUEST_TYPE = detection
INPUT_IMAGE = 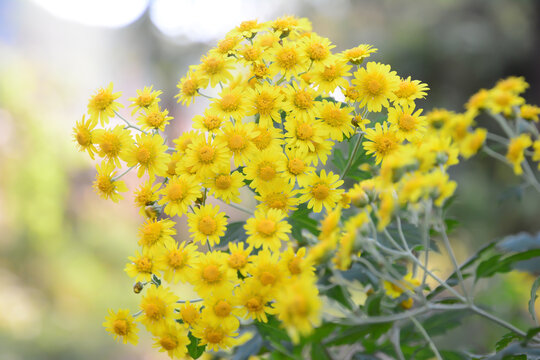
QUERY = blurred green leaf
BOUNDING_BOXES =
[475,249,540,281]
[495,332,522,352]
[529,277,540,324]
[215,221,248,250]
[187,333,206,359]
[288,204,320,244]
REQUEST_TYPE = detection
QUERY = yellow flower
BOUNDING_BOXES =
[124,133,169,178]
[243,149,286,193]
[465,88,489,112]
[184,133,231,179]
[299,169,344,213]
[129,85,162,115]
[227,242,253,276]
[520,104,540,122]
[153,321,189,359]
[137,103,173,131]
[425,108,454,130]
[189,251,236,297]
[383,273,420,299]
[87,82,123,125]
[236,279,275,322]
[245,209,291,252]
[487,89,525,116]
[191,317,239,352]
[303,137,335,166]
[247,249,285,292]
[280,247,315,278]
[125,249,163,282]
[157,175,201,217]
[340,44,377,65]
[187,204,228,247]
[282,82,320,121]
[270,15,312,38]
[301,33,335,67]
[251,124,284,153]
[318,100,355,141]
[139,285,179,333]
[425,170,457,207]
[363,122,400,164]
[138,218,176,253]
[178,301,201,329]
[196,53,235,88]
[158,241,199,284]
[494,76,529,94]
[172,130,197,155]
[313,57,352,93]
[460,128,487,159]
[133,180,161,217]
[506,134,532,175]
[387,104,427,142]
[246,83,285,127]
[211,34,242,56]
[201,288,241,328]
[277,147,315,187]
[351,62,400,112]
[377,190,395,230]
[533,140,540,167]
[284,117,325,155]
[92,162,128,202]
[238,43,263,63]
[103,309,139,345]
[205,169,244,204]
[390,76,429,107]
[230,19,266,38]
[73,115,98,159]
[94,125,133,168]
[274,276,321,343]
[269,41,308,81]
[192,110,226,134]
[216,122,258,167]
[175,68,203,106]
[209,86,250,122]
[255,179,300,213]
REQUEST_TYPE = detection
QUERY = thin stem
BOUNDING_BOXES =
[390,324,406,360]
[396,217,410,252]
[340,132,364,179]
[196,90,213,99]
[114,111,147,134]
[132,310,143,317]
[471,305,526,337]
[421,200,432,288]
[521,159,540,194]
[112,165,136,181]
[482,145,509,164]
[216,198,254,215]
[486,132,509,145]
[491,112,515,138]
[437,210,470,302]
[410,316,443,360]
[176,298,203,304]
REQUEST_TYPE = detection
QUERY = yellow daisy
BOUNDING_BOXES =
[178,301,201,329]
[209,86,250,122]
[189,251,236,297]
[313,57,352,93]
[73,115,98,159]
[123,133,169,178]
[129,85,162,115]
[137,103,173,132]
[269,40,309,81]
[506,134,532,175]
[391,76,429,107]
[93,162,128,202]
[301,33,335,68]
[236,279,275,323]
[255,179,300,213]
[201,287,241,328]
[247,249,285,292]
[192,110,226,134]
[157,175,202,217]
[227,242,253,276]
[196,53,235,88]
[245,208,291,252]
[158,241,199,284]
[133,180,161,217]
[138,218,176,253]
[187,204,228,247]
[277,147,315,187]
[87,82,123,126]
[216,122,258,167]
[251,124,284,153]
[284,117,325,155]
[280,247,315,278]
[246,83,285,127]
[363,122,401,164]
[282,82,320,121]
[205,168,244,204]
[175,67,203,106]
[191,317,239,352]
[103,309,139,345]
[299,169,344,213]
[184,134,231,179]
[351,62,400,112]
[243,149,286,193]
[152,321,189,359]
[339,44,377,65]
[387,104,427,142]
[94,125,133,168]
[125,249,162,282]
[139,285,179,333]
[318,100,355,141]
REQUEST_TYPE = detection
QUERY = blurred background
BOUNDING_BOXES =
[0,0,539,358]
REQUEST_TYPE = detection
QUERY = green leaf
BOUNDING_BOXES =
[495,332,522,352]
[325,285,354,310]
[300,323,337,345]
[216,221,248,250]
[186,333,206,359]
[529,276,540,324]
[324,322,391,346]
[255,316,290,343]
[364,291,384,316]
[524,326,540,344]
[502,355,527,360]
[288,203,320,244]
[400,310,468,343]
[311,342,332,360]
[475,249,540,281]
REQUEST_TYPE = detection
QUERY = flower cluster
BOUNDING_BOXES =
[74,15,540,359]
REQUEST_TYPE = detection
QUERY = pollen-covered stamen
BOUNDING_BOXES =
[256,219,277,236]
[215,174,232,190]
[136,147,151,164]
[182,79,198,96]
[259,164,277,181]
[198,145,215,163]
[260,271,276,286]
[288,158,305,175]
[398,114,416,132]
[220,94,240,112]
[296,122,314,140]
[312,183,330,200]
[112,319,128,335]
[202,264,221,283]
[205,328,224,344]
[214,300,232,317]
[167,183,185,201]
[198,216,217,235]
[92,89,113,110]
[167,250,186,268]
[135,257,153,273]
[159,336,178,351]
[228,134,246,151]
[293,90,313,110]
[276,48,299,69]
[256,93,275,115]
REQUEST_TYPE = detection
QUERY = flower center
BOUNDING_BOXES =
[256,93,275,114]
[276,48,298,69]
[214,300,232,317]
[202,57,223,75]
[202,264,221,283]
[203,115,222,130]
[253,129,271,150]
[321,65,339,81]
[167,250,186,268]
[375,135,397,155]
[76,129,91,146]
[312,183,330,200]
[99,133,121,156]
[218,38,236,53]
[167,183,185,201]
[228,253,247,269]
[160,336,178,351]
[293,90,313,110]
[256,219,277,236]
[398,114,416,132]
[112,319,128,336]
[296,122,314,140]
[252,63,269,78]
[228,134,246,151]
[288,158,305,175]
[147,112,164,128]
[181,306,199,324]
[266,193,287,210]
[135,256,153,273]
[92,90,113,110]
[367,78,383,96]
[206,328,224,344]
[291,295,309,316]
[198,145,215,163]
[137,93,153,107]
[242,46,261,61]
[322,108,344,127]
[141,222,162,246]
[288,257,302,275]
[182,79,198,96]
[97,176,114,194]
[394,82,416,98]
[220,94,240,112]
[215,174,232,190]
[260,271,277,286]
[246,297,262,312]
[198,216,217,235]
[143,302,163,320]
[259,164,276,181]
[136,146,151,164]
[308,43,328,61]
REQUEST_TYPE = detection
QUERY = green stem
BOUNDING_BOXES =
[196,90,213,99]
[471,305,526,337]
[390,324,406,360]
[421,200,432,288]
[112,165,136,181]
[176,298,203,303]
[215,198,254,215]
[491,112,515,138]
[114,110,147,134]
[340,132,364,179]
[410,316,443,360]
